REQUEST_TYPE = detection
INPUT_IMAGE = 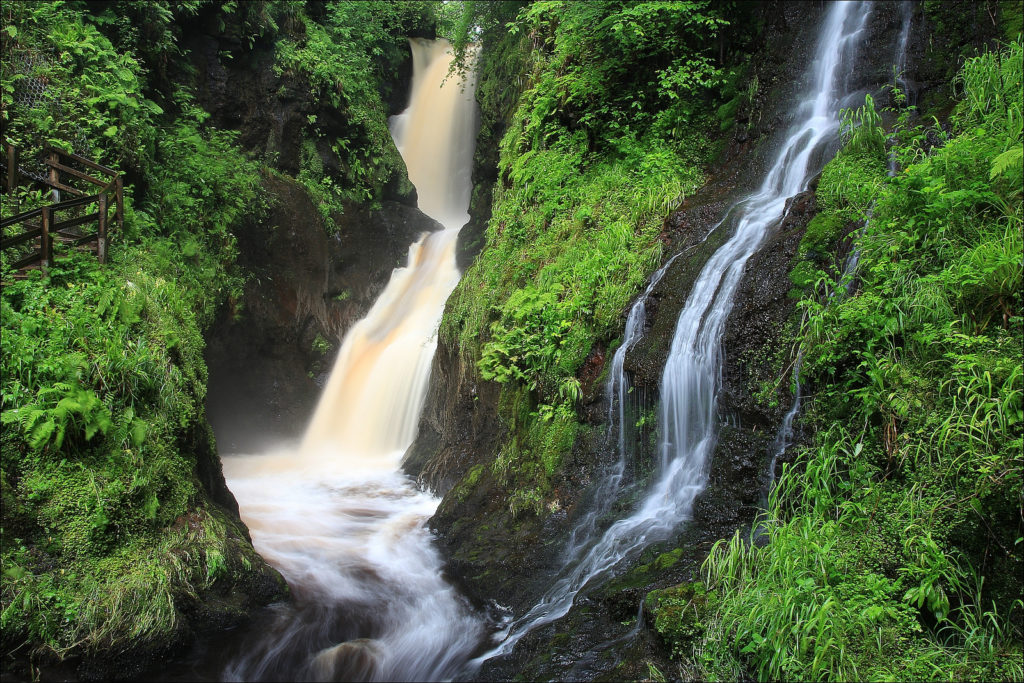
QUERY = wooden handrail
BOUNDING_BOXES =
[44,159,110,188]
[99,173,120,196]
[52,211,100,232]
[51,194,100,210]
[43,146,118,177]
[0,226,42,249]
[42,176,88,197]
[1,206,42,229]
[3,143,123,275]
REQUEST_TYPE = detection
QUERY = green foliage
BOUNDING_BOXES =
[698,40,1024,682]
[1,1,161,170]
[840,93,887,158]
[441,0,753,515]
[272,1,431,206]
[1,0,273,662]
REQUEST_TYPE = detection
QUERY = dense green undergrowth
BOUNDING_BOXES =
[0,2,277,661]
[1,0,431,665]
[441,0,756,515]
[277,1,432,226]
[690,40,1024,682]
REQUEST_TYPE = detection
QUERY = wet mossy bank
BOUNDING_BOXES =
[403,3,841,676]
[1,3,437,679]
[404,1,1017,680]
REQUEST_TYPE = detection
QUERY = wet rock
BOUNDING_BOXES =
[692,426,773,529]
[176,10,416,205]
[311,639,382,682]
[408,1,937,679]
[643,581,716,656]
[205,174,441,453]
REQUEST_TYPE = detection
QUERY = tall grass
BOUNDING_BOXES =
[696,40,1023,682]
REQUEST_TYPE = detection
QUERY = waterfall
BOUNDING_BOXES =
[888,1,916,175]
[773,0,911,495]
[893,0,915,104]
[473,1,873,665]
[565,254,680,556]
[219,39,482,682]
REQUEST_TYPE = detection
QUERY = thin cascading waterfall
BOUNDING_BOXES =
[764,346,805,499]
[893,0,915,104]
[889,0,916,175]
[565,255,680,555]
[472,1,872,666]
[221,38,482,682]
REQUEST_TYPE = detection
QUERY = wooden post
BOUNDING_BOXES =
[97,193,107,264]
[5,143,16,196]
[47,150,60,203]
[115,176,123,233]
[40,205,52,273]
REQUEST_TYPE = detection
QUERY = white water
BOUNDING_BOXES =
[220,38,481,682]
[475,1,872,664]
[888,0,916,175]
[893,0,914,103]
[771,2,912,494]
[563,255,681,556]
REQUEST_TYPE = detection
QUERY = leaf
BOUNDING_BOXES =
[989,145,1023,180]
[130,418,148,448]
[103,125,118,137]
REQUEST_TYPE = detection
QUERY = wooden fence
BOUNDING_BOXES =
[1,143,123,275]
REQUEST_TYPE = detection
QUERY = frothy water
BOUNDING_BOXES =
[220,39,482,681]
[472,1,873,666]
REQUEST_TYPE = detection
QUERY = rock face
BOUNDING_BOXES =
[205,174,442,453]
[177,8,417,204]
[404,2,921,679]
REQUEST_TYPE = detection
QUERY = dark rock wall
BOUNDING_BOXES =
[177,8,417,204]
[205,174,441,453]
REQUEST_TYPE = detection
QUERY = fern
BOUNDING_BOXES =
[989,144,1023,181]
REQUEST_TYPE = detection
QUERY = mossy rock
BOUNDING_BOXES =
[602,548,684,595]
[644,581,718,659]
[799,211,845,259]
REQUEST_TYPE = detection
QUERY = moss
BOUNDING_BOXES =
[602,548,685,595]
[817,149,888,223]
[452,464,486,504]
[645,582,718,660]
[799,212,845,258]
[788,260,820,291]
[0,501,282,661]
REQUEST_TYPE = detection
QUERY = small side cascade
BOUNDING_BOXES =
[566,254,680,556]
[888,0,916,175]
[765,347,805,498]
[472,1,873,668]
[768,3,917,495]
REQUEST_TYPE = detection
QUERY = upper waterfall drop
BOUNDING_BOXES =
[391,38,479,230]
[300,38,478,459]
[219,38,483,683]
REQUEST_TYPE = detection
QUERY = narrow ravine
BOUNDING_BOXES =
[215,39,483,682]
[472,0,873,667]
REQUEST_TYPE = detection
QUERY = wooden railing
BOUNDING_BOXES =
[1,143,122,275]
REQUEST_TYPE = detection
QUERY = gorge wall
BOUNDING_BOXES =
[404,2,1011,679]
